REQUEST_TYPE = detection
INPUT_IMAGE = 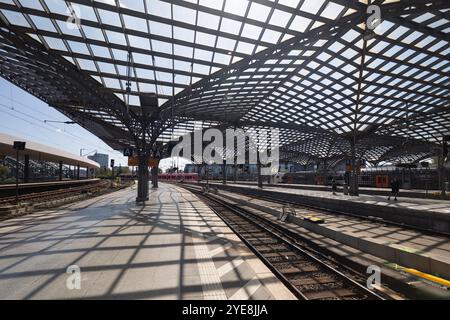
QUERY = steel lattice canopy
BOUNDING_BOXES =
[0,0,448,166]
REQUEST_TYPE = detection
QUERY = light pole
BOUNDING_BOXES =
[441,136,449,196]
[110,159,115,181]
[13,141,26,204]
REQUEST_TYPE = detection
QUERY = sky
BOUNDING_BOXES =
[0,77,189,171]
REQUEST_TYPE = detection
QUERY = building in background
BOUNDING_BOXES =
[88,153,109,169]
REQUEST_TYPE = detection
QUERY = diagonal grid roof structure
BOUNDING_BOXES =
[0,0,448,167]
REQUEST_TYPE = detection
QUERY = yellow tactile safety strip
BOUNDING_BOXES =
[403,268,450,288]
[386,263,450,288]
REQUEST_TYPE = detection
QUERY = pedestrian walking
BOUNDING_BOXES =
[332,178,338,195]
[388,178,400,201]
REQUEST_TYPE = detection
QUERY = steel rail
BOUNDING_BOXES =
[180,184,384,300]
[0,181,109,205]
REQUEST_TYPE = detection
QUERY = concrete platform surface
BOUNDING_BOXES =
[210,182,450,214]
[0,184,295,300]
[225,181,448,200]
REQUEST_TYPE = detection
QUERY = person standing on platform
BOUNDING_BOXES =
[395,179,401,201]
[388,178,400,201]
[331,178,338,195]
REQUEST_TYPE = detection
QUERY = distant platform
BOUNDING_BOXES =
[222,181,448,200]
[0,183,294,300]
[198,182,450,235]
[0,179,101,197]
[0,179,100,190]
[0,133,100,169]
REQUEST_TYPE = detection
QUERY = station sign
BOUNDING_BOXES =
[153,149,161,160]
[148,158,159,168]
[128,156,139,167]
[13,141,26,151]
[345,160,352,173]
[123,148,134,157]
[128,156,160,167]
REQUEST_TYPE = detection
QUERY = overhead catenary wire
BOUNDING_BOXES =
[0,102,119,156]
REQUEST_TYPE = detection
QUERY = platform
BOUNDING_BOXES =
[202,183,450,234]
[0,133,100,169]
[225,181,448,200]
[199,186,450,289]
[0,179,101,198]
[0,183,295,300]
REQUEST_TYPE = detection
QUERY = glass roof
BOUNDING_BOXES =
[0,0,448,165]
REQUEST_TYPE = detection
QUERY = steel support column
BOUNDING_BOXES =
[233,154,238,182]
[257,153,263,189]
[59,161,63,181]
[151,163,159,189]
[256,130,263,189]
[350,140,359,196]
[222,162,227,185]
[24,154,30,183]
[137,152,150,202]
[439,157,446,197]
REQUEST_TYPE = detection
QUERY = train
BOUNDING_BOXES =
[281,167,447,190]
[119,173,199,183]
[159,173,199,182]
[118,164,448,190]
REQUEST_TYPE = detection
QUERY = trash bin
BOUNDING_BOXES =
[343,183,349,195]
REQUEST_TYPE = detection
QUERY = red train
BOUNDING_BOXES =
[118,173,199,183]
[158,173,199,182]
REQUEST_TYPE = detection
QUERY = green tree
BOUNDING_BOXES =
[97,167,112,178]
[0,165,10,181]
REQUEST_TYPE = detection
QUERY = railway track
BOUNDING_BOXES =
[180,184,384,300]
[0,181,110,206]
[250,190,450,238]
[197,182,450,238]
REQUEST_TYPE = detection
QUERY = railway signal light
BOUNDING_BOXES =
[110,159,116,180]
[13,141,26,151]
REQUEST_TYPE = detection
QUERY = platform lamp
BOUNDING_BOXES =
[13,141,26,204]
